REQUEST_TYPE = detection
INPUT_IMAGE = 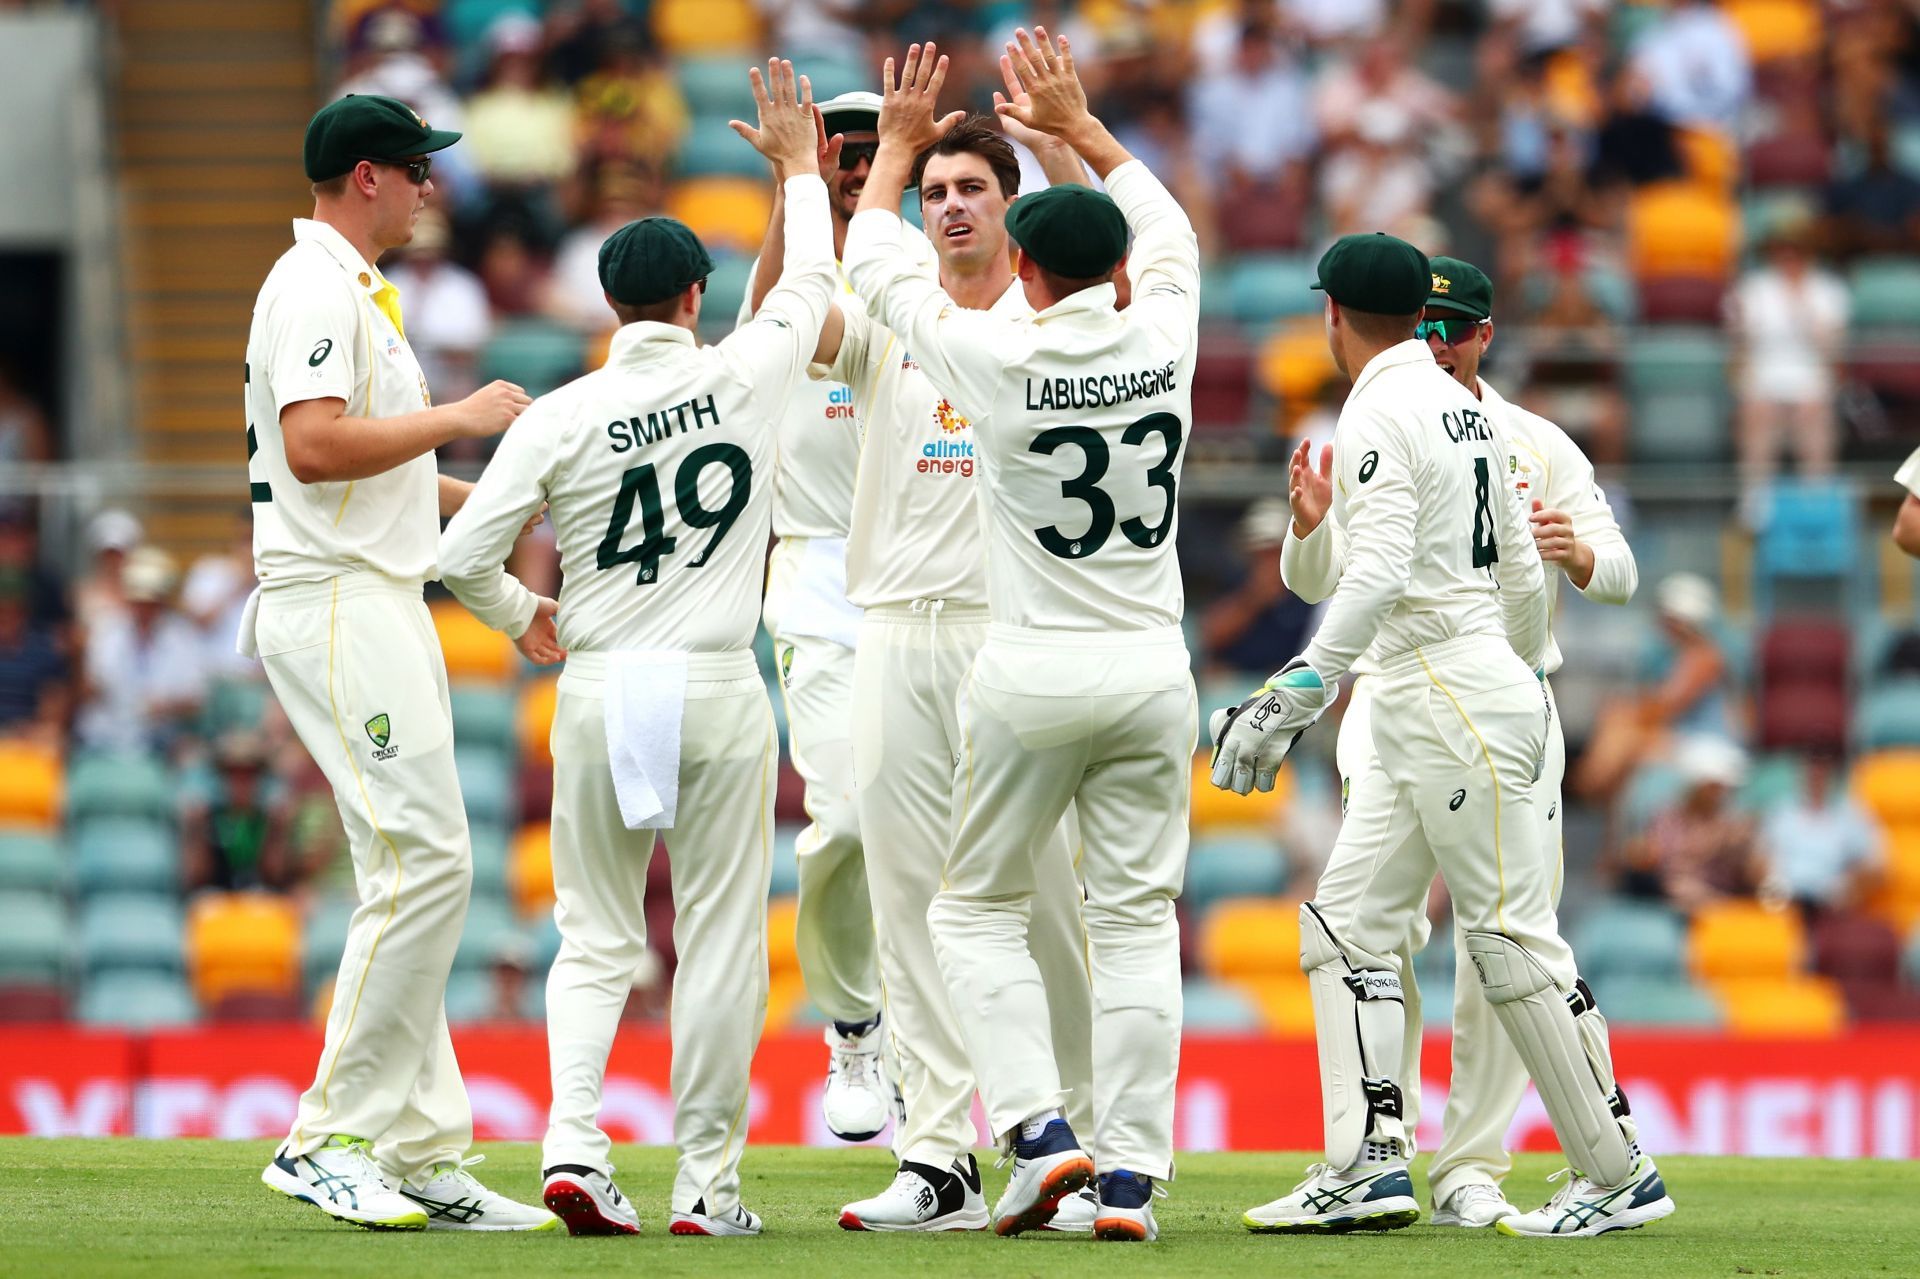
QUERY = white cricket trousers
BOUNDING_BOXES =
[764,539,877,1026]
[542,649,776,1216]
[929,623,1195,1179]
[1310,636,1566,1160]
[852,604,1095,1168]
[255,574,472,1180]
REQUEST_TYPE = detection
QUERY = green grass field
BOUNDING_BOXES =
[1,1139,1915,1277]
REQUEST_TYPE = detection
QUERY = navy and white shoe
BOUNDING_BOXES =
[823,1018,891,1143]
[839,1155,987,1231]
[261,1135,427,1230]
[670,1198,763,1236]
[992,1118,1096,1236]
[400,1155,556,1231]
[1093,1170,1160,1242]
[1243,1161,1420,1233]
[542,1163,639,1235]
[1497,1156,1675,1238]
[1045,1186,1097,1232]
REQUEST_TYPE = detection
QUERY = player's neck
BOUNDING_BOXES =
[940,258,1010,311]
[832,214,850,262]
[1340,335,1403,381]
[311,205,386,272]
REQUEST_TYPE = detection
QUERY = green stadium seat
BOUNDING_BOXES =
[0,890,67,982]
[78,893,185,976]
[676,115,773,179]
[1197,265,1235,324]
[1417,961,1457,1028]
[530,909,562,970]
[0,828,63,894]
[1627,389,1729,464]
[302,893,356,991]
[770,824,801,899]
[1740,754,1805,814]
[457,749,516,829]
[72,819,178,896]
[1225,254,1322,324]
[1184,836,1287,917]
[442,0,539,49]
[201,679,270,738]
[77,970,197,1028]
[700,252,755,337]
[470,825,510,899]
[480,319,584,399]
[454,895,522,972]
[1903,929,1920,986]
[1848,258,1920,330]
[1181,978,1263,1031]
[445,968,498,1024]
[1621,762,1686,835]
[796,52,869,101]
[1572,898,1688,981]
[677,56,756,118]
[1624,330,1727,394]
[1588,975,1723,1027]
[64,752,173,825]
[450,685,517,755]
[1857,678,1920,750]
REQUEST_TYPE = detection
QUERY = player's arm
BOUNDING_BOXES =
[744,99,845,321]
[438,474,474,517]
[1299,411,1420,682]
[1533,419,1637,602]
[1488,422,1551,673]
[439,403,556,647]
[1895,494,1920,558]
[1279,440,1346,603]
[806,298,876,402]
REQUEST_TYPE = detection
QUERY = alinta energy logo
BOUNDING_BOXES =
[920,398,973,477]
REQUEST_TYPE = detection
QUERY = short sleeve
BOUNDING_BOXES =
[1896,447,1920,499]
[264,273,359,416]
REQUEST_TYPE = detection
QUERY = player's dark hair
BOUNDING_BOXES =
[1341,306,1421,343]
[612,293,690,326]
[912,115,1021,199]
[1033,261,1117,301]
[311,174,351,198]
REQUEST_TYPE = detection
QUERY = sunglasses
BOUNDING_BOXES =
[1415,317,1486,346]
[363,156,433,185]
[837,141,879,171]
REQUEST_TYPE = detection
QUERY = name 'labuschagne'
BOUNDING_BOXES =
[1024,362,1180,412]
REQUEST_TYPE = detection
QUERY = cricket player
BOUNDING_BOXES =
[1212,233,1674,1239]
[845,32,1199,1243]
[248,94,552,1232]
[768,109,1099,1232]
[1281,256,1639,1229]
[438,61,837,1238]
[743,89,892,1142]
[1892,446,1920,557]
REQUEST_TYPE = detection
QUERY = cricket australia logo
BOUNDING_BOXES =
[365,713,399,760]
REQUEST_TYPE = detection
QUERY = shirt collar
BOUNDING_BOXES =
[293,218,389,295]
[1032,281,1118,323]
[1350,338,1438,396]
[1474,376,1505,409]
[607,320,698,365]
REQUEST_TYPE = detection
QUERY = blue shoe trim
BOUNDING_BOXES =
[1013,1119,1081,1160]
[1098,1170,1154,1209]
[1362,1169,1415,1203]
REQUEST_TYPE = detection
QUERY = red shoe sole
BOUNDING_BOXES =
[995,1158,1096,1237]
[543,1181,638,1236]
[838,1211,868,1231]
[1094,1216,1150,1241]
[668,1219,714,1235]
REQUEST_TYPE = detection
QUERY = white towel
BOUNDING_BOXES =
[777,537,863,649]
[234,585,263,659]
[604,650,689,830]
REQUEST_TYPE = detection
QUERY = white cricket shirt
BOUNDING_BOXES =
[439,175,837,653]
[1896,447,1920,499]
[244,219,439,585]
[842,160,1199,632]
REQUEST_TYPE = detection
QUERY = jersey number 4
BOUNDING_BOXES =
[1471,456,1499,570]
[596,443,751,586]
[1029,412,1183,559]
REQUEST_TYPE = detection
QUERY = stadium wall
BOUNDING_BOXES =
[2,1028,1915,1159]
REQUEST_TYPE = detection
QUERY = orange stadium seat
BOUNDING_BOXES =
[653,0,759,54]
[765,969,809,1034]
[509,823,555,919]
[1852,750,1920,826]
[1188,756,1291,834]
[1866,827,1920,930]
[1713,976,1847,1037]
[517,675,559,769]
[0,742,61,829]
[1232,973,1317,1037]
[1722,0,1824,64]
[431,600,516,683]
[1627,182,1739,279]
[1675,128,1740,191]
[767,895,800,976]
[186,892,301,1006]
[1689,900,1807,981]
[668,177,774,256]
[1198,898,1302,978]
[1257,317,1339,408]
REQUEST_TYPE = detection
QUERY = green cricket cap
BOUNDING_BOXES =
[598,216,714,306]
[1006,184,1129,280]
[304,94,462,182]
[1311,232,1430,315]
[1425,255,1494,319]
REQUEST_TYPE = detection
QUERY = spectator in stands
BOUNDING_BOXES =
[1820,125,1920,260]
[1515,238,1629,465]
[0,564,68,748]
[0,513,70,637]
[179,516,260,683]
[572,25,689,172]
[1611,734,1765,913]
[74,547,207,758]
[1283,0,1398,47]
[462,13,576,188]
[546,161,663,332]
[483,933,537,1022]
[1187,15,1315,241]
[1726,221,1849,506]
[476,223,549,319]
[1485,0,1608,59]
[1314,33,1457,160]
[1319,100,1433,238]
[1588,64,1685,189]
[1630,0,1751,135]
[1576,572,1737,801]
[548,0,653,85]
[1200,498,1318,677]
[755,0,863,58]
[182,731,295,894]
[384,207,492,402]
[72,507,140,633]
[0,359,51,479]
[1761,752,1884,919]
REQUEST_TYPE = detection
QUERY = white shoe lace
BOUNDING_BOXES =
[325,1138,395,1190]
[1538,1167,1593,1213]
[1450,1183,1507,1214]
[420,1153,490,1197]
[1288,1162,1333,1195]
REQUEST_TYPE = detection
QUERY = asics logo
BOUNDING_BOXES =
[308,339,333,366]
[1449,789,1466,811]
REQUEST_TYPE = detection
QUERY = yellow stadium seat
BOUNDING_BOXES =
[1866,827,1920,930]
[1257,316,1338,406]
[0,741,60,829]
[1688,900,1806,981]
[1853,750,1920,826]
[517,676,559,769]
[1675,128,1739,191]
[1722,0,1823,63]
[1712,976,1846,1037]
[765,969,808,1033]
[1627,182,1739,279]
[1198,898,1302,978]
[509,823,555,918]
[1232,974,1317,1037]
[431,600,516,683]
[767,895,800,975]
[668,177,773,255]
[186,892,301,1005]
[653,0,758,53]
[1188,757,1291,834]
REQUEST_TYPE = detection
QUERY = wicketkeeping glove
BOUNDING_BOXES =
[1208,659,1338,795]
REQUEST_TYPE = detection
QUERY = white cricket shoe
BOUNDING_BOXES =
[1044,1186,1097,1232]
[542,1163,640,1235]
[261,1135,428,1230]
[400,1155,557,1230]
[669,1198,763,1236]
[992,1118,1096,1236]
[822,1019,890,1142]
[1092,1171,1161,1243]
[839,1156,987,1231]
[1497,1156,1675,1238]
[1243,1161,1420,1234]
[1432,1181,1517,1228]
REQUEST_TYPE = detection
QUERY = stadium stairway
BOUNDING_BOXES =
[111,0,317,558]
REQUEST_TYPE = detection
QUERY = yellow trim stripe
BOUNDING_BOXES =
[1415,650,1507,933]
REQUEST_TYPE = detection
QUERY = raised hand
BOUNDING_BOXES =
[1288,440,1333,535]
[451,380,531,438]
[877,42,966,155]
[729,58,823,177]
[995,26,1091,141]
